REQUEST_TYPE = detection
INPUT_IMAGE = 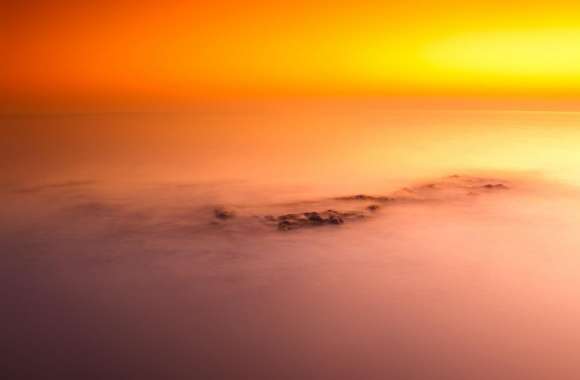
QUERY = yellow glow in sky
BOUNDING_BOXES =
[424,29,580,90]
[3,1,580,111]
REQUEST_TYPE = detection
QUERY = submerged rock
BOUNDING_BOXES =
[214,207,235,220]
[327,214,344,224]
[304,212,324,224]
[275,209,352,230]
[335,194,395,202]
[481,183,508,190]
[277,220,294,231]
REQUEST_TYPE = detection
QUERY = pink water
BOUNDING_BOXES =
[3,108,580,379]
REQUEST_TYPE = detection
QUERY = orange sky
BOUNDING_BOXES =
[3,1,580,112]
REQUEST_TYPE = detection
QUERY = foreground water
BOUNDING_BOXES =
[3,107,580,379]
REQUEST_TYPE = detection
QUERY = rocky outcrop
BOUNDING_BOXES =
[272,175,510,231]
[210,175,511,231]
[335,194,395,202]
[273,209,366,231]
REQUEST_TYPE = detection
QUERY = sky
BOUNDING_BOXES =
[3,1,580,112]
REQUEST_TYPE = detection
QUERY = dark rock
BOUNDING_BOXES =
[304,212,324,224]
[335,194,372,201]
[367,204,380,212]
[274,209,351,230]
[278,213,299,221]
[336,194,395,202]
[277,220,294,231]
[482,183,508,190]
[214,207,235,220]
[327,214,344,224]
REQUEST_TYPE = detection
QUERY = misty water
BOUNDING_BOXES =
[3,107,580,379]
